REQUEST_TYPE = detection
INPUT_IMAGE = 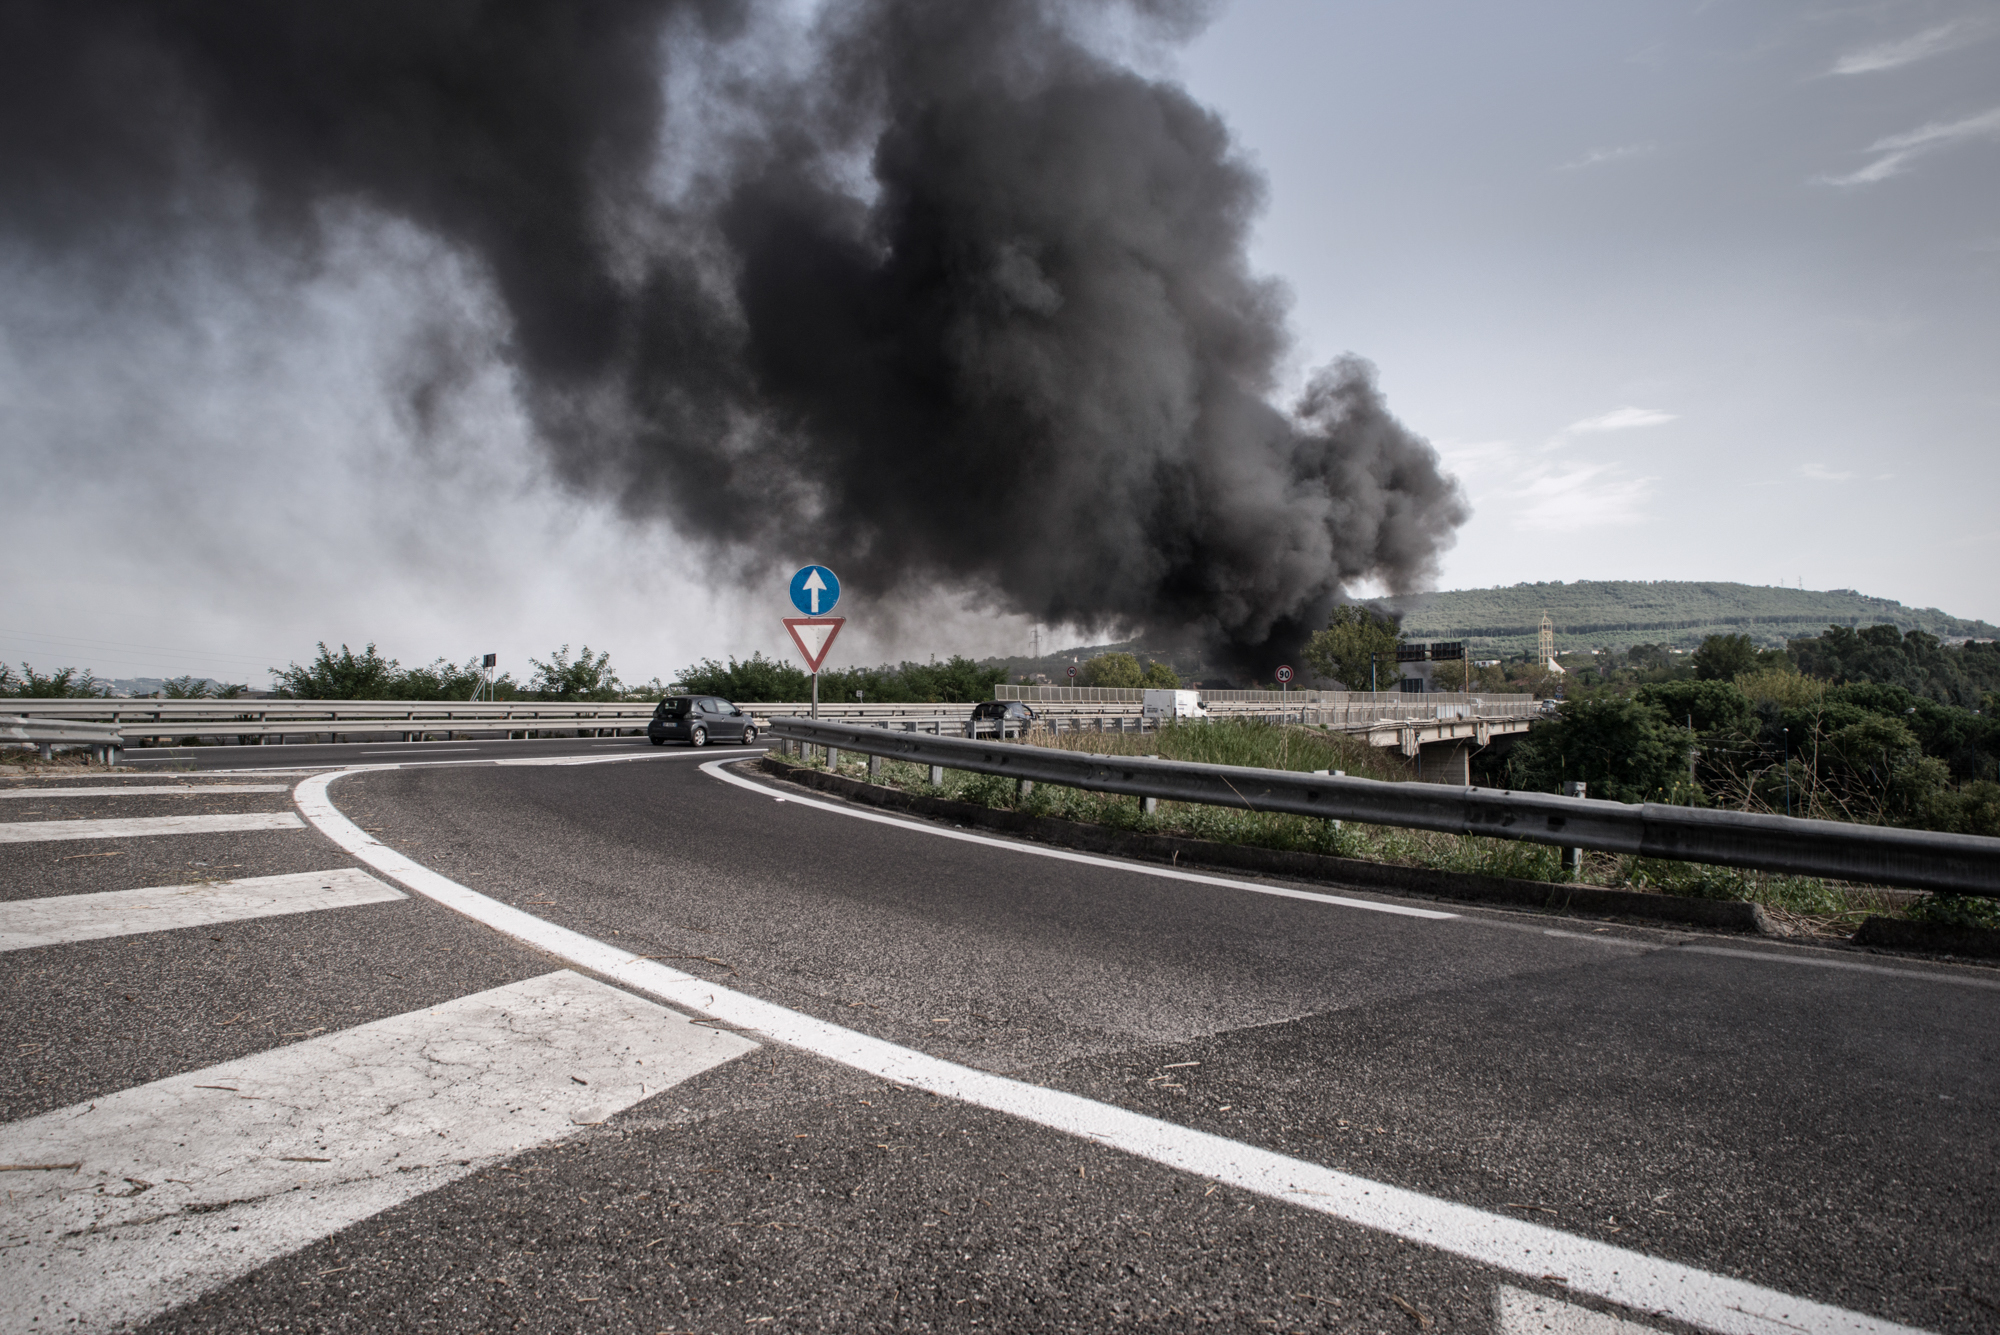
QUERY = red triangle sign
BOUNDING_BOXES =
[784,617,845,672]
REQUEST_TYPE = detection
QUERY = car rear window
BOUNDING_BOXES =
[658,697,692,716]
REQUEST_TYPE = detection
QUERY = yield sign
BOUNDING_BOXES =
[784,617,845,672]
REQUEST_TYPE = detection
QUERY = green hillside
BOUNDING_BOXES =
[1374,581,1999,657]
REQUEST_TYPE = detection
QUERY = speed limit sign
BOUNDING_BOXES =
[1067,665,1077,679]
[1275,665,1293,683]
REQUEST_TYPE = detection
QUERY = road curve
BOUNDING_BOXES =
[5,748,1992,1333]
[309,753,1994,1333]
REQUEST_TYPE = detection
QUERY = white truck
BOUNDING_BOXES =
[1142,689,1208,721]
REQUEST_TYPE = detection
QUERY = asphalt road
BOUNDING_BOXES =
[3,748,1994,1334]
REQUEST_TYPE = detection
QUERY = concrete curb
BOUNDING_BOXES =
[1853,915,2000,959]
[755,756,1770,934]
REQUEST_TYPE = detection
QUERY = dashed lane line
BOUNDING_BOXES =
[293,764,1928,1335]
[0,868,405,951]
[0,812,305,843]
[0,969,756,1334]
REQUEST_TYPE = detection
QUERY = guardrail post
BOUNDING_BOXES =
[827,746,841,770]
[1560,781,1587,873]
[1016,778,1033,800]
[1142,796,1158,815]
[867,752,879,781]
[928,763,944,787]
[1312,770,1346,830]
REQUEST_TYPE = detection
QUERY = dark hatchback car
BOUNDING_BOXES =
[649,695,757,747]
[964,700,1037,737]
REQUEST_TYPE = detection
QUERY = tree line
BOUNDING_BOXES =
[671,652,1009,704]
[0,644,639,703]
[268,643,636,701]
[1499,627,2000,837]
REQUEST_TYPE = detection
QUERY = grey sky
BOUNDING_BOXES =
[1177,1,1999,615]
[3,1,1995,687]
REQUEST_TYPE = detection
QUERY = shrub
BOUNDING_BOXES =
[1906,894,2000,929]
[1506,696,1694,804]
[1,663,108,698]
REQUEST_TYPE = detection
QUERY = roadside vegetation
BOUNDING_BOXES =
[1069,651,1180,688]
[1496,629,2000,842]
[265,641,654,702]
[0,663,119,698]
[672,651,1009,704]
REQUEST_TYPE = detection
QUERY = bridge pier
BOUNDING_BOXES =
[1415,738,1473,785]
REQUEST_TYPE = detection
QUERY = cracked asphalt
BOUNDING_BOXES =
[3,747,1996,1333]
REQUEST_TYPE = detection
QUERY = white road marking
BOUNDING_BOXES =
[0,869,404,951]
[0,812,304,843]
[701,757,1457,921]
[294,765,1926,1335]
[1497,1285,1663,1333]
[0,970,755,1335]
[0,785,293,798]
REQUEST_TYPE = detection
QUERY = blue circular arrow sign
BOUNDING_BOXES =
[788,564,841,616]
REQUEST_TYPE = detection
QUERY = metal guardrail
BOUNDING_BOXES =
[1,693,1537,749]
[1,715,122,764]
[768,718,2000,898]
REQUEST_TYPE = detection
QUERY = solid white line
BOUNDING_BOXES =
[0,869,405,951]
[701,756,1457,920]
[0,785,292,798]
[293,766,1924,1335]
[1497,1285,1660,1334]
[0,811,304,843]
[0,970,755,1335]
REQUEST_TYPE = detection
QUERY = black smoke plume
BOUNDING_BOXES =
[0,0,1465,672]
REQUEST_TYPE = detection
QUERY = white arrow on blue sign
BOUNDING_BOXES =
[789,564,841,616]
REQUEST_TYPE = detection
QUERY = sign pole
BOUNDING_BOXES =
[812,671,819,720]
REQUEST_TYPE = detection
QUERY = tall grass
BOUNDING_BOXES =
[1039,717,1411,782]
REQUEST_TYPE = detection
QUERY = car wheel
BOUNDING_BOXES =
[650,736,666,746]
[741,725,757,744]
[690,725,707,748]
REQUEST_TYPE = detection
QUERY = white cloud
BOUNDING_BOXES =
[1507,461,1655,531]
[1563,406,1677,433]
[1436,439,1519,474]
[1831,20,1990,76]
[1559,143,1655,171]
[1822,105,2000,185]
[1439,439,1653,532]
[1800,463,1857,482]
